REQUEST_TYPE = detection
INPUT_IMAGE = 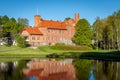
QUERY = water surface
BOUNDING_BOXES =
[0,59,120,80]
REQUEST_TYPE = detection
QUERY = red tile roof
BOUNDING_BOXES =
[38,20,66,30]
[23,27,42,35]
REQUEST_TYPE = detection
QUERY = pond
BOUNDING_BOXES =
[0,58,120,80]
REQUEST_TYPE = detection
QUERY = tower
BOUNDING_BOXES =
[74,13,79,23]
[34,15,41,27]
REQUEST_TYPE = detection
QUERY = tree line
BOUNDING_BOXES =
[93,10,120,50]
[73,10,120,50]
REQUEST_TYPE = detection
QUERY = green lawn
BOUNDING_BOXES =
[0,45,56,62]
[0,45,71,58]
[0,45,112,57]
[0,46,50,56]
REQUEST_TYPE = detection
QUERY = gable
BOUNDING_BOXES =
[22,27,43,35]
[21,30,29,35]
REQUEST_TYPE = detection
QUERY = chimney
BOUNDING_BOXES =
[74,13,79,24]
[34,15,41,27]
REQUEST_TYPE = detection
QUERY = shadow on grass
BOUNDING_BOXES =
[46,51,120,61]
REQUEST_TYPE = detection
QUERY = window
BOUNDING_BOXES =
[59,30,61,33]
[51,37,54,40]
[51,29,53,33]
[38,42,40,45]
[32,36,35,40]
[48,29,50,32]
[56,30,58,33]
[37,36,40,40]
[48,37,49,40]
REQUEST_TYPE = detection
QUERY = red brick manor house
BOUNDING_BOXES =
[21,13,79,46]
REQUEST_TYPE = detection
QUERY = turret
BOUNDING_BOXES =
[74,13,79,24]
[34,15,41,27]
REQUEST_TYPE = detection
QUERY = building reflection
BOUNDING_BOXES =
[22,59,76,80]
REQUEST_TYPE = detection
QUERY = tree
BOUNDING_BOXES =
[64,17,72,21]
[92,10,120,50]
[72,19,92,46]
[113,10,120,50]
[3,18,16,32]
[0,16,10,38]
[93,17,108,49]
[3,17,24,39]
[0,15,26,46]
[17,18,29,27]
[0,17,3,38]
[1,15,9,24]
[0,24,4,38]
[16,35,26,48]
[105,16,115,49]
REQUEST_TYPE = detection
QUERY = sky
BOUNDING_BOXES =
[0,0,120,26]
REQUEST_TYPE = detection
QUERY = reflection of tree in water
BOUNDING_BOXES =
[0,62,13,80]
[0,60,27,80]
[73,59,92,80]
[94,61,120,80]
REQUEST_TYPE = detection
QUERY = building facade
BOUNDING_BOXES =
[21,13,79,46]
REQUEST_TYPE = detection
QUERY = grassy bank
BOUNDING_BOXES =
[0,45,92,61]
[0,45,52,62]
[46,50,120,61]
[0,45,117,62]
[0,45,111,57]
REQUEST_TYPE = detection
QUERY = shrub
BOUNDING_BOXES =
[16,36,26,48]
[38,46,51,51]
[55,44,92,50]
[46,53,60,58]
[55,43,65,46]
[38,43,92,51]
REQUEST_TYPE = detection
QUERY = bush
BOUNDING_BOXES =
[52,43,92,50]
[38,46,51,51]
[16,36,26,48]
[55,43,65,46]
[46,53,60,58]
[38,43,92,51]
[90,44,97,49]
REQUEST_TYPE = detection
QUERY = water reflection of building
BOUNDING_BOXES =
[23,59,76,80]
